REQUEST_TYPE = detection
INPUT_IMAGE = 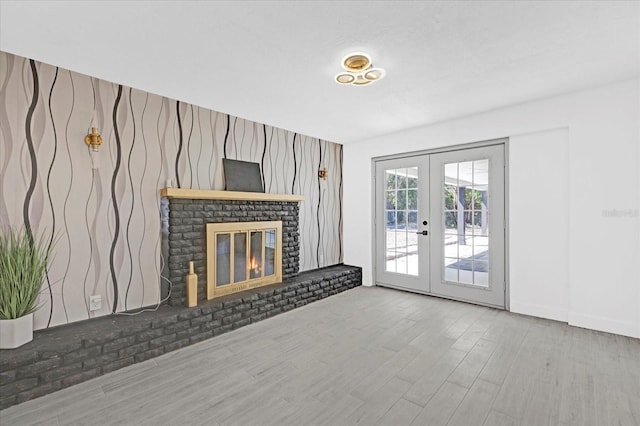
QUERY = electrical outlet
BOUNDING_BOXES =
[89,295,102,311]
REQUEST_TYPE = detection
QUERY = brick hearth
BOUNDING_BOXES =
[0,265,362,410]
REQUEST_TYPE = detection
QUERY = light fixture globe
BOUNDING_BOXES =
[335,51,384,87]
[364,68,385,81]
[341,52,372,72]
[335,73,356,84]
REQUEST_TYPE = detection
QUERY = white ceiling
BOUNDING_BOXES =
[1,1,638,144]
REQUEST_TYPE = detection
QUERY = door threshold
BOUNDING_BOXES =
[375,282,505,311]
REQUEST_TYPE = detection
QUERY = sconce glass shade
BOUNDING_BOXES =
[90,149,100,169]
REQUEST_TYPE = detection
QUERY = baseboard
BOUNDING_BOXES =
[568,311,639,338]
[509,300,568,323]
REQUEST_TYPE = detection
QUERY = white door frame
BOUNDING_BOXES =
[371,137,510,311]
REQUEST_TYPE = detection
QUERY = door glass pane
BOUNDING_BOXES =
[216,233,231,286]
[407,190,418,210]
[408,167,418,188]
[386,171,396,189]
[397,171,407,189]
[397,190,407,210]
[445,185,457,210]
[250,231,263,279]
[408,211,418,231]
[386,191,396,210]
[264,229,276,276]
[234,233,247,282]
[385,167,418,276]
[444,212,457,234]
[442,159,490,287]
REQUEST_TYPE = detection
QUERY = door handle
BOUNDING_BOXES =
[415,230,428,235]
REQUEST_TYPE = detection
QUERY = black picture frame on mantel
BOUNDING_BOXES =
[222,159,265,193]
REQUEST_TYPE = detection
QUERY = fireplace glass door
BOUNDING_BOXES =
[207,221,282,299]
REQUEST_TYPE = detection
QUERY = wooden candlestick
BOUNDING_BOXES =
[186,261,197,307]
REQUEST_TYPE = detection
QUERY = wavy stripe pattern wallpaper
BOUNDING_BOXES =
[0,52,343,329]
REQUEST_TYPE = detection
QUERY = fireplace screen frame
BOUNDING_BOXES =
[206,221,282,299]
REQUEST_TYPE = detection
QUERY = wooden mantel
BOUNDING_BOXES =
[160,188,304,202]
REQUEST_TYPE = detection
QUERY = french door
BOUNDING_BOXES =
[374,143,506,309]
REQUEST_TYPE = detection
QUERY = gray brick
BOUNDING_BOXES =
[0,369,16,386]
[119,342,150,357]
[0,394,17,411]
[164,338,191,353]
[178,309,202,321]
[15,381,63,404]
[189,331,214,344]
[61,368,100,387]
[17,357,62,378]
[83,353,118,369]
[102,357,135,374]
[149,334,177,348]
[200,319,222,331]
[0,378,38,396]
[103,335,136,353]
[190,314,213,326]
[83,329,123,347]
[151,314,179,328]
[40,363,82,382]
[233,318,251,329]
[223,299,242,309]
[251,313,267,322]
[222,313,243,325]
[171,225,193,233]
[0,351,37,370]
[63,346,102,364]
[200,302,224,315]
[232,303,251,313]
[171,211,194,219]
[135,348,165,363]
[213,308,232,319]
[242,308,258,318]
[136,328,165,342]
[164,320,191,333]
[214,324,233,335]
[176,326,202,340]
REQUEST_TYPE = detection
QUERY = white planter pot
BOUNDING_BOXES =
[0,313,34,349]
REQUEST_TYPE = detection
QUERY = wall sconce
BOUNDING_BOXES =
[84,127,103,152]
[318,168,328,180]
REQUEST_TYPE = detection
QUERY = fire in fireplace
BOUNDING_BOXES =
[206,221,282,298]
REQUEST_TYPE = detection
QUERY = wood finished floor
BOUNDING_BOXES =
[2,287,639,426]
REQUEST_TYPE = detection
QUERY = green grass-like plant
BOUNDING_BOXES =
[0,228,52,320]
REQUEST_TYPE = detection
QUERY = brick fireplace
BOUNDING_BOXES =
[162,189,304,306]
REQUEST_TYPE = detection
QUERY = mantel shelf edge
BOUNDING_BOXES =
[160,188,304,202]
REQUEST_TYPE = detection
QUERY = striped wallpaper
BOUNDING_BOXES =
[0,52,343,329]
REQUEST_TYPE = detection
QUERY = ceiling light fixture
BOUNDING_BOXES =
[335,52,385,86]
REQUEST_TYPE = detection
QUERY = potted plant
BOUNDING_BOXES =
[0,228,52,349]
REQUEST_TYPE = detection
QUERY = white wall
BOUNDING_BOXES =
[343,78,640,338]
[509,128,569,323]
